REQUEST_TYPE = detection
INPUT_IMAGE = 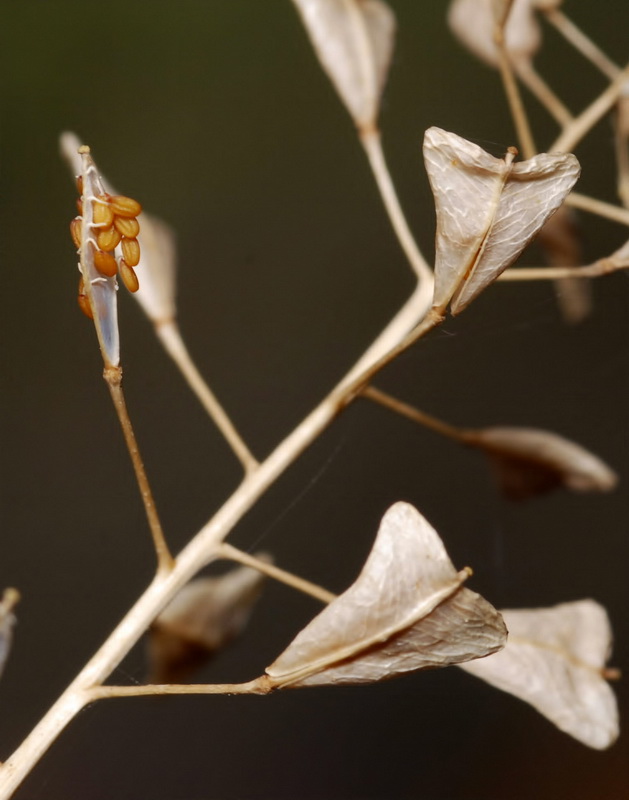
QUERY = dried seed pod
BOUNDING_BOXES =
[93,196,114,228]
[93,249,118,277]
[70,217,82,249]
[96,226,122,251]
[110,194,142,218]
[121,236,141,267]
[76,175,83,195]
[113,215,140,238]
[119,260,140,292]
[77,277,93,319]
[76,197,83,216]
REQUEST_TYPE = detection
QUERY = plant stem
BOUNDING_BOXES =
[361,386,467,442]
[155,320,259,475]
[104,365,174,573]
[551,64,629,153]
[0,279,433,799]
[219,543,335,604]
[87,677,272,700]
[514,60,573,127]
[544,9,620,81]
[498,258,628,281]
[564,192,629,227]
[493,7,536,159]
[360,128,433,284]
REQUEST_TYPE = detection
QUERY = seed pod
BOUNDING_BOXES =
[119,260,140,292]
[113,215,140,238]
[109,194,142,218]
[96,226,122,251]
[93,249,118,277]
[77,277,93,319]
[121,236,141,267]
[76,197,83,216]
[76,175,83,195]
[93,196,114,228]
[70,217,82,249]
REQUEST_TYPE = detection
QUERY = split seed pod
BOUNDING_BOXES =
[424,127,580,314]
[460,600,619,749]
[265,502,506,689]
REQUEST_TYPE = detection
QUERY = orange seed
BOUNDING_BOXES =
[77,278,93,319]
[76,197,83,215]
[109,195,142,218]
[70,217,82,250]
[113,215,140,238]
[93,196,114,227]
[93,249,118,277]
[76,175,83,195]
[119,260,140,292]
[121,237,141,267]
[96,226,122,251]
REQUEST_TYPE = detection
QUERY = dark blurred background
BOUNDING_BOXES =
[1,2,628,798]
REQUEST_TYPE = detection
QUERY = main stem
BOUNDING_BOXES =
[0,280,432,799]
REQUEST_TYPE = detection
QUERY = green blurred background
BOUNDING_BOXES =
[1,2,628,798]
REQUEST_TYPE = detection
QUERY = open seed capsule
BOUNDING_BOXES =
[93,249,118,277]
[113,216,140,238]
[70,217,82,250]
[121,236,141,267]
[119,260,140,292]
[96,226,122,251]
[109,195,142,218]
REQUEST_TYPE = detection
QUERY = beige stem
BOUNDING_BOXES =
[219,543,335,604]
[156,320,259,475]
[551,65,629,153]
[104,366,174,573]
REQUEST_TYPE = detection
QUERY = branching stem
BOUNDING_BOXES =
[0,275,433,799]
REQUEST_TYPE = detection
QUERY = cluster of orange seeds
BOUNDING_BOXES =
[70,176,143,318]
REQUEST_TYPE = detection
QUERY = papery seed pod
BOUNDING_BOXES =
[77,277,94,319]
[93,249,118,278]
[70,217,82,250]
[121,236,141,267]
[96,226,122,251]
[119,260,140,292]
[110,194,142,218]
[114,215,140,238]
[93,196,114,228]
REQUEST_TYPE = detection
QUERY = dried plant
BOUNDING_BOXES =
[1,1,627,797]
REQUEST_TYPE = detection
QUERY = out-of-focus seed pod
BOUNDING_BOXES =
[94,249,118,277]
[78,277,94,319]
[121,236,141,267]
[113,215,140,238]
[97,226,122,251]
[109,194,142,218]
[93,196,114,228]
[70,217,82,249]
[119,260,140,292]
